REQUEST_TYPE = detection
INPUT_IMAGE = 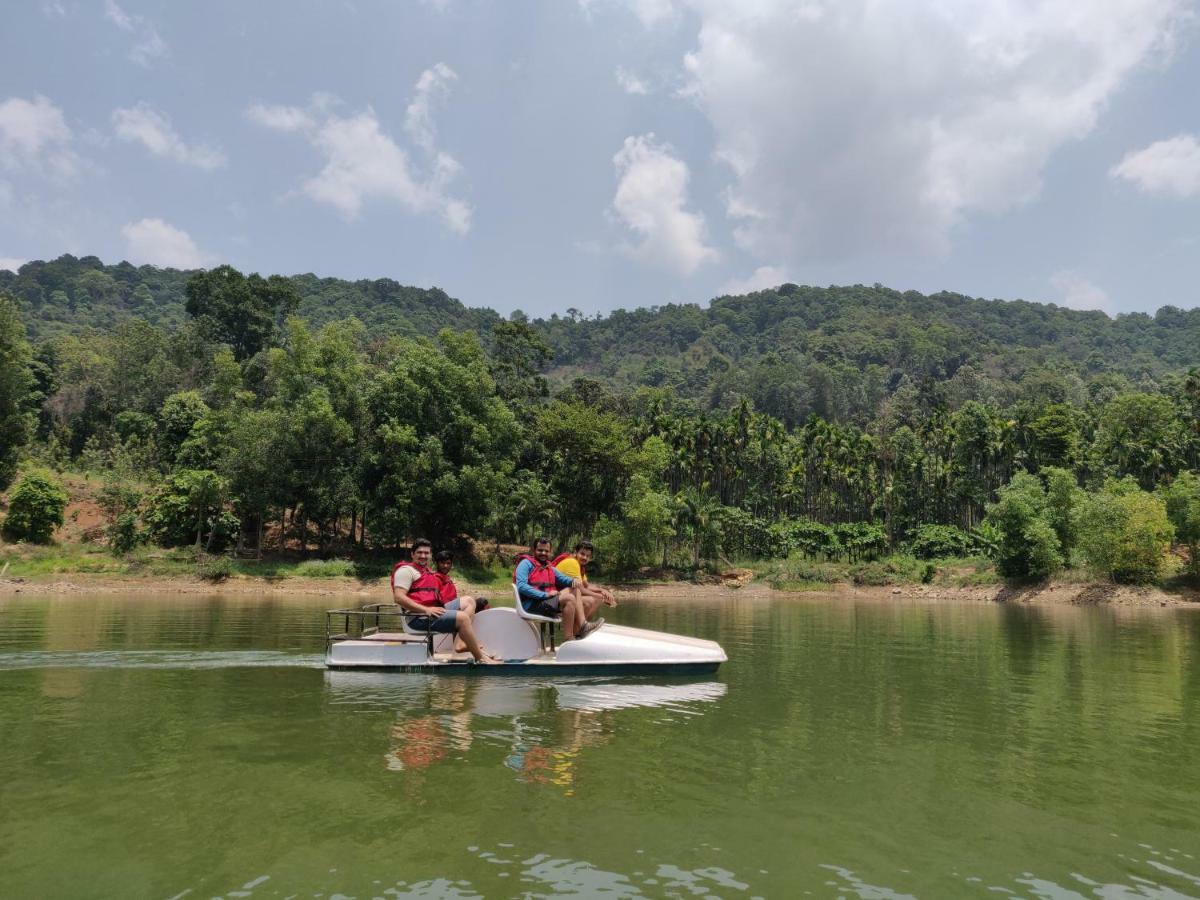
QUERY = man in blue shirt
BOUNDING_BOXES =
[514,537,603,640]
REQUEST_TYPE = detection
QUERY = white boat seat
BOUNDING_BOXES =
[513,583,560,651]
[512,583,561,623]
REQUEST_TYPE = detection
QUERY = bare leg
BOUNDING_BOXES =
[455,612,499,663]
[453,598,477,652]
[580,594,602,619]
[560,595,580,639]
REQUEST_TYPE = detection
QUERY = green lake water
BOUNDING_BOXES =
[1,592,1199,899]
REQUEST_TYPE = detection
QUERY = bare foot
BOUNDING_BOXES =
[475,654,502,665]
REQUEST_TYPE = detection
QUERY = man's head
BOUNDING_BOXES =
[573,540,594,566]
[532,536,552,564]
[411,538,432,568]
[434,549,453,574]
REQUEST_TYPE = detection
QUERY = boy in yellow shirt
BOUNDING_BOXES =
[552,541,617,608]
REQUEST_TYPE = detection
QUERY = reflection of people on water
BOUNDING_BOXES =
[383,681,476,771]
[504,709,611,796]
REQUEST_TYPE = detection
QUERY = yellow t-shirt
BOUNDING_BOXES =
[554,556,586,583]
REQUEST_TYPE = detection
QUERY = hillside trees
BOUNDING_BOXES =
[0,294,36,488]
[184,265,299,361]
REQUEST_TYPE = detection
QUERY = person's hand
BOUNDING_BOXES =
[545,589,558,598]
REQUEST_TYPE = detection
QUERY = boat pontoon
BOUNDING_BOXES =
[324,588,726,675]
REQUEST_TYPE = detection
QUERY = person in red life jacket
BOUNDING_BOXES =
[393,538,499,664]
[551,541,618,610]
[514,536,602,640]
[434,549,489,612]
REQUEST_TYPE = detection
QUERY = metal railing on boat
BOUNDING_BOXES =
[324,603,435,654]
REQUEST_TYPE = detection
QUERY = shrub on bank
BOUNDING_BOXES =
[908,524,975,559]
[2,469,69,544]
[1077,479,1174,584]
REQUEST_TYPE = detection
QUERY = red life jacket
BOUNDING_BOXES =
[392,561,441,608]
[435,572,457,604]
[513,553,558,593]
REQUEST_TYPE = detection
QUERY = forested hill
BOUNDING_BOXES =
[0,255,500,342]
[4,255,1200,426]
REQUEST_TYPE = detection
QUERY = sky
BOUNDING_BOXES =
[2,0,1200,318]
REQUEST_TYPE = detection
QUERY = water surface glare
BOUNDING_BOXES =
[1,592,1198,898]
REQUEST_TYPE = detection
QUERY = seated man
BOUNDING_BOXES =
[514,536,601,640]
[433,549,489,612]
[393,538,498,664]
[552,540,618,611]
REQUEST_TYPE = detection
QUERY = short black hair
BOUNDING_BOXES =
[412,538,432,552]
[434,549,453,563]
[532,536,552,550]
[574,540,594,553]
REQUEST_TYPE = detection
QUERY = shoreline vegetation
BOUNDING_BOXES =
[2,259,1200,603]
[1,571,1196,608]
[1,540,1197,607]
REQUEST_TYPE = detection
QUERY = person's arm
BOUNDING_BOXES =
[553,567,579,590]
[392,567,440,614]
[515,559,551,601]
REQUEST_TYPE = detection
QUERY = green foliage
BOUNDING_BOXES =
[908,524,976,559]
[984,472,1062,580]
[292,558,357,577]
[184,265,300,361]
[144,470,238,551]
[2,469,68,543]
[1161,471,1200,574]
[107,512,143,556]
[97,481,144,555]
[196,555,232,582]
[1041,467,1082,565]
[1093,393,1188,490]
[1077,479,1175,584]
[0,293,36,489]
[593,474,674,571]
[7,256,1200,586]
[363,329,519,546]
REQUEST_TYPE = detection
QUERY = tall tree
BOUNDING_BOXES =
[184,266,299,361]
[0,293,36,489]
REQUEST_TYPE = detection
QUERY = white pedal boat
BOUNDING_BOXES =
[324,599,726,675]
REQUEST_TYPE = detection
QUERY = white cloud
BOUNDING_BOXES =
[720,264,789,295]
[581,0,680,28]
[121,218,214,269]
[104,0,167,66]
[0,257,27,273]
[245,103,316,133]
[1050,270,1113,314]
[41,2,66,18]
[1110,134,1200,198]
[660,0,1188,265]
[615,67,650,95]
[404,63,457,154]
[611,133,716,275]
[246,72,472,233]
[112,104,225,170]
[0,95,79,179]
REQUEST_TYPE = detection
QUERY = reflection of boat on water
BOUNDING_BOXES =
[324,671,728,714]
[324,605,727,675]
[325,673,727,783]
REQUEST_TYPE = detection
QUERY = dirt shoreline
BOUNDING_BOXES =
[1,572,1197,607]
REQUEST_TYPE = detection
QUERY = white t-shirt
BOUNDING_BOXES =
[392,564,419,594]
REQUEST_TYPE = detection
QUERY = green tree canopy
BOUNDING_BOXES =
[184,265,299,361]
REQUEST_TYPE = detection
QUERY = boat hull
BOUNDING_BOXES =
[325,609,726,675]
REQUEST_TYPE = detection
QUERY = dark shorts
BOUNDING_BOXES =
[408,598,461,633]
[522,596,561,618]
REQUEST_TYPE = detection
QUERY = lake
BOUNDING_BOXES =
[1,591,1198,899]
